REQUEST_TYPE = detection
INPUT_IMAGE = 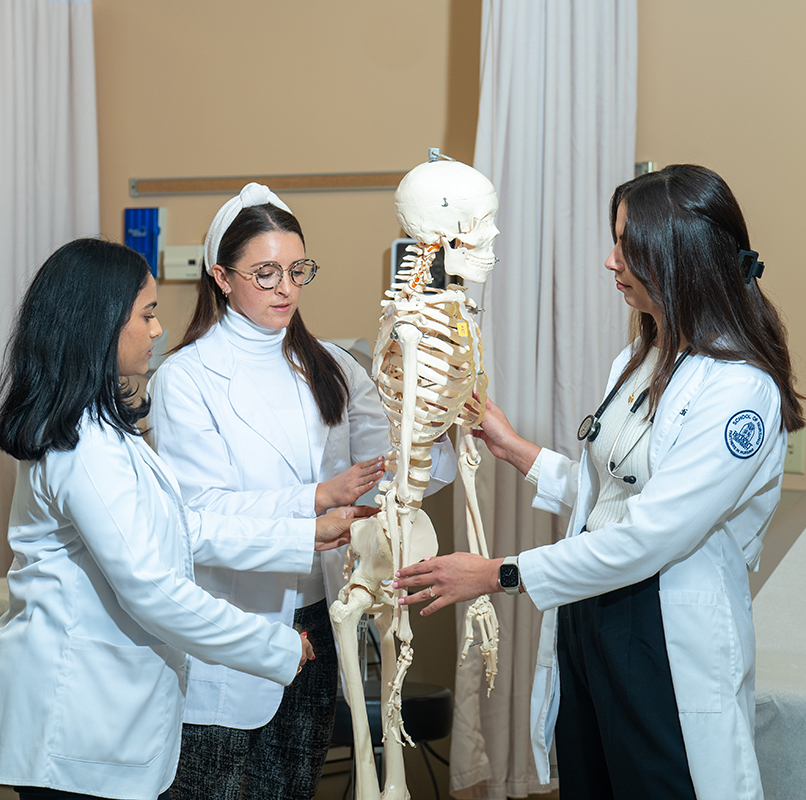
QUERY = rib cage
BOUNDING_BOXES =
[371,244,488,509]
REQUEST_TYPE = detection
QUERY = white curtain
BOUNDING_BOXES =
[0,0,99,346]
[450,1,636,797]
[0,0,99,574]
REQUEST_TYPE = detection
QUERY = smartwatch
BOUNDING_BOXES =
[498,556,521,595]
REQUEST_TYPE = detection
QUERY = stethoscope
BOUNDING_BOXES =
[577,346,693,484]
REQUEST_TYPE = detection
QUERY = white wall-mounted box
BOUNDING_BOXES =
[785,427,806,474]
[163,245,203,281]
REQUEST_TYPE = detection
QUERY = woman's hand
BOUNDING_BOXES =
[296,631,315,677]
[315,456,385,514]
[314,504,378,551]
[473,399,541,476]
[392,553,504,617]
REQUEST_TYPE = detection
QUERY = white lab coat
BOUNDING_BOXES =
[521,347,786,800]
[0,417,307,800]
[147,323,456,728]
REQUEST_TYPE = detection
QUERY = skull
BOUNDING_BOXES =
[394,160,499,284]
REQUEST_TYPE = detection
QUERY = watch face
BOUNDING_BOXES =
[499,563,519,588]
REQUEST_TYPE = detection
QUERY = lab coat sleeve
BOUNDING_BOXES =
[148,359,318,519]
[47,431,301,684]
[520,367,784,611]
[340,352,392,463]
[334,345,458,494]
[186,508,315,573]
[530,448,580,517]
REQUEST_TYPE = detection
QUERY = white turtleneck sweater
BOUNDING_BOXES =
[219,309,325,607]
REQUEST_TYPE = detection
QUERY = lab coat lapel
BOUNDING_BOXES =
[131,435,180,496]
[292,361,326,481]
[127,435,195,576]
[228,369,303,480]
[649,355,714,469]
[196,325,303,480]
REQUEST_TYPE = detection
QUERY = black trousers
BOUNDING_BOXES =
[554,574,697,800]
[170,599,339,800]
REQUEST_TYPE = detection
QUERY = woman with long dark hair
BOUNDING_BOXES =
[394,165,803,800]
[147,184,455,800]
[0,238,371,800]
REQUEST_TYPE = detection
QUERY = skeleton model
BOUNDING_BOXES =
[329,153,501,800]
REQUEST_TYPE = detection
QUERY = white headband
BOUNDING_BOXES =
[204,182,292,274]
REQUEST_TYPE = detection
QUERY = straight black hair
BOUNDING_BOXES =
[176,203,349,426]
[610,164,803,432]
[0,238,152,460]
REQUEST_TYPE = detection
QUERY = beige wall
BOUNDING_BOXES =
[636,0,806,492]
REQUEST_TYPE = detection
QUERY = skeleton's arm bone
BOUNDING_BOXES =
[391,321,423,509]
[457,425,489,559]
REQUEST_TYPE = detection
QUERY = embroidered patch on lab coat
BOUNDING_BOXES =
[725,410,765,458]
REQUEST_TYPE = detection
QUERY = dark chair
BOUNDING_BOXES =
[330,680,453,799]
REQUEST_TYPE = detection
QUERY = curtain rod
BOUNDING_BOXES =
[129,172,407,197]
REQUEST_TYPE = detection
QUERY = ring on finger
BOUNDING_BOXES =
[428,586,437,599]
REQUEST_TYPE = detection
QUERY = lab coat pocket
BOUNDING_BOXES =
[51,637,172,766]
[659,590,721,713]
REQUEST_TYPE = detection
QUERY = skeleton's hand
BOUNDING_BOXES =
[314,456,385,514]
[314,505,378,551]
[392,553,504,616]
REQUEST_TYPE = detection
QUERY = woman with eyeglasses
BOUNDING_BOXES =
[393,165,804,800]
[147,184,455,800]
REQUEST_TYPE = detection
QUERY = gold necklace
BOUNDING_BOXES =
[627,367,644,404]
[628,351,659,404]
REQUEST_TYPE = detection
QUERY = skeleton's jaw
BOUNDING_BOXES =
[441,238,495,284]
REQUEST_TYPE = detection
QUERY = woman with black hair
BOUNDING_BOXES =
[147,184,455,800]
[393,164,803,800]
[0,238,368,800]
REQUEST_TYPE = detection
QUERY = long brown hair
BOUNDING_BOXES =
[609,164,803,432]
[174,204,349,426]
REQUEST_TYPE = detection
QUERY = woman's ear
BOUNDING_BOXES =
[210,264,232,296]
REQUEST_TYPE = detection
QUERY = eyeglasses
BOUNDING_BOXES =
[226,259,318,290]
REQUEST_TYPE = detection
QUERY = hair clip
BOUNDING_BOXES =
[739,249,765,284]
